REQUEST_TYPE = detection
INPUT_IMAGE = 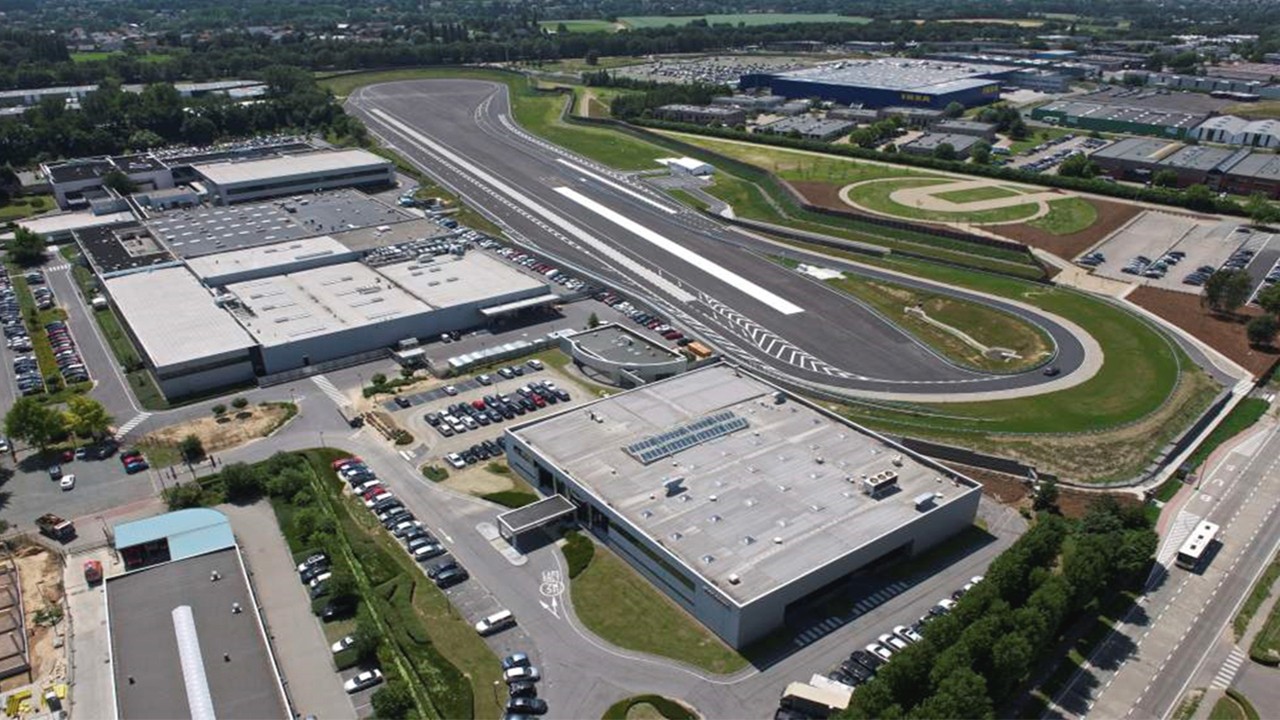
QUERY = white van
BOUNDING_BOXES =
[474,609,516,636]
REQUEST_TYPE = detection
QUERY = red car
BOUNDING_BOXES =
[120,451,143,466]
[361,486,385,500]
[531,394,546,408]
[471,399,487,410]
[331,456,362,470]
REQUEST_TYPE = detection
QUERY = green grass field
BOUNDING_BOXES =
[619,13,870,28]
[672,133,923,184]
[845,177,1042,224]
[0,195,53,222]
[1007,127,1075,155]
[1235,551,1280,640]
[827,273,1052,372]
[69,51,122,62]
[933,185,1023,204]
[1027,197,1099,235]
[539,19,620,33]
[571,542,748,674]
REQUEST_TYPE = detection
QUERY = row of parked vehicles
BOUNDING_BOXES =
[483,239,590,293]
[500,651,547,717]
[2,269,40,395]
[428,379,570,444]
[595,290,687,344]
[46,320,89,385]
[777,576,985,720]
[1120,250,1186,279]
[332,456,472,588]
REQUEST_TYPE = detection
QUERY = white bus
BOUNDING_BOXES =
[1175,520,1220,570]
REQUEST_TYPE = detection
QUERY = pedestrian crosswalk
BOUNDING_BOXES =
[114,412,152,440]
[311,374,347,407]
[45,263,70,272]
[1211,647,1247,690]
[1159,511,1202,565]
[791,580,912,648]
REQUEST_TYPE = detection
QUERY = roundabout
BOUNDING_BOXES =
[839,176,1065,225]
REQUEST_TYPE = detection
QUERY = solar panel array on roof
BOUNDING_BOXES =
[626,411,749,465]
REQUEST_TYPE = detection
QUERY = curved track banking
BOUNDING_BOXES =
[347,79,1101,400]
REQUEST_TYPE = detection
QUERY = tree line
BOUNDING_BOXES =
[839,497,1157,719]
[0,66,366,167]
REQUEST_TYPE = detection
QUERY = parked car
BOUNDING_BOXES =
[501,652,530,670]
[297,553,328,573]
[343,669,384,693]
[474,609,516,636]
[504,666,540,683]
[506,697,547,715]
[331,635,355,654]
[434,567,469,588]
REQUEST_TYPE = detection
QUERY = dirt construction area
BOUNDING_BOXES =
[139,403,294,460]
[0,544,67,698]
[1129,286,1280,376]
[994,198,1142,260]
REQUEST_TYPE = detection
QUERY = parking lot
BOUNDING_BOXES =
[1077,211,1262,294]
[328,455,548,715]
[1005,134,1110,173]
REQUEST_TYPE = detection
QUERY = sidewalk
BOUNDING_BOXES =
[1158,416,1278,537]
[1191,561,1280,719]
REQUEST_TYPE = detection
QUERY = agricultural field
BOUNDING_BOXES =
[538,19,621,33]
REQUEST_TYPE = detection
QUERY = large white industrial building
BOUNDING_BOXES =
[193,149,394,205]
[503,365,982,648]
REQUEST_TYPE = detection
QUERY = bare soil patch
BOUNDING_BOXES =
[7,545,66,689]
[140,404,293,455]
[442,466,515,496]
[790,179,853,213]
[993,198,1142,260]
[947,463,1141,519]
[1129,286,1280,377]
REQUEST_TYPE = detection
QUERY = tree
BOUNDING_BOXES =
[180,115,217,146]
[1152,169,1180,188]
[1245,193,1280,227]
[932,142,957,162]
[231,396,249,411]
[212,404,227,419]
[943,101,965,118]
[63,395,113,441]
[267,467,309,499]
[327,571,357,603]
[350,616,382,661]
[970,140,992,165]
[1183,184,1216,212]
[127,129,164,151]
[1058,153,1098,179]
[1248,315,1279,347]
[179,434,205,462]
[584,49,600,66]
[587,312,600,328]
[220,462,264,502]
[8,227,46,266]
[1256,283,1280,316]
[4,398,65,453]
[101,169,136,195]
[1203,269,1254,314]
[1032,478,1060,513]
[370,682,414,719]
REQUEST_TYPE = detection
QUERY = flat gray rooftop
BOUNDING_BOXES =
[108,548,287,720]
[1092,136,1181,163]
[1225,151,1280,181]
[331,217,451,253]
[106,267,256,369]
[193,148,388,187]
[184,235,357,283]
[146,189,411,258]
[511,365,977,604]
[570,324,681,365]
[228,262,427,346]
[376,253,546,309]
[1039,100,1206,129]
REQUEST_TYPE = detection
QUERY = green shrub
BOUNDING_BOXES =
[563,530,595,579]
[481,490,537,508]
[393,429,414,445]
[602,695,696,720]
[422,465,449,482]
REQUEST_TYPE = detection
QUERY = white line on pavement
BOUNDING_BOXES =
[554,186,804,315]
[554,158,677,215]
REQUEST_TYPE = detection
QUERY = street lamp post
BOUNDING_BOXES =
[319,430,326,448]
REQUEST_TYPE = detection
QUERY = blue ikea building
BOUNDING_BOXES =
[740,58,1010,110]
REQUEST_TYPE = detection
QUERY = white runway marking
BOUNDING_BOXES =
[554,158,676,214]
[554,186,804,315]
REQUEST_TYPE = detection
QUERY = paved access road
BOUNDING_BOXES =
[345,79,1094,400]
[1046,420,1280,719]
